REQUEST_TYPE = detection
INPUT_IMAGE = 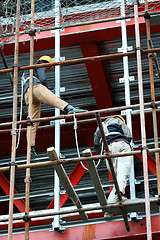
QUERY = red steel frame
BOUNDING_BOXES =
[1,1,160,238]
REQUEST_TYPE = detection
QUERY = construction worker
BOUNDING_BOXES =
[94,115,133,203]
[22,55,87,156]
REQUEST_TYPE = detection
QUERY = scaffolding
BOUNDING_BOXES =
[0,0,160,240]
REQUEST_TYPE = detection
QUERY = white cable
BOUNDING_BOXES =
[16,79,23,149]
[73,112,101,170]
[73,112,88,170]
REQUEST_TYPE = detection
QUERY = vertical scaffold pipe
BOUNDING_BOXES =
[8,0,21,239]
[144,0,160,207]
[134,1,152,240]
[53,0,61,231]
[25,0,35,239]
[120,0,136,203]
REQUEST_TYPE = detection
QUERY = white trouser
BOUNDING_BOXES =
[106,141,133,202]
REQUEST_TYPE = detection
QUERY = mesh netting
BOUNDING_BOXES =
[0,0,160,44]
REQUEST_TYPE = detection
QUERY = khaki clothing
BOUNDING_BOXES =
[24,84,68,146]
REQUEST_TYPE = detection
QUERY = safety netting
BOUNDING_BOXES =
[0,0,160,44]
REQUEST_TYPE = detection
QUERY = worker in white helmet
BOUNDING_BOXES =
[94,115,133,204]
[22,55,87,156]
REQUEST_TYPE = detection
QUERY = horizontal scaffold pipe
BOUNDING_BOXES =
[0,148,160,173]
[0,101,160,128]
[0,197,158,222]
[0,48,160,74]
[0,107,160,134]
[1,11,160,38]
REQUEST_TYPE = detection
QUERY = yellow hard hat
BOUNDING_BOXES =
[112,115,126,123]
[37,55,53,69]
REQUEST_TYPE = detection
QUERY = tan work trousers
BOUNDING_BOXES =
[106,141,133,202]
[24,84,68,146]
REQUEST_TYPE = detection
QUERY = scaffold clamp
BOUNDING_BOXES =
[12,64,20,71]
[157,195,160,205]
[23,212,31,222]
[140,146,148,154]
[28,28,36,36]
[24,176,32,183]
[135,47,143,54]
[150,100,157,109]
[9,162,18,168]
[11,128,18,135]
[27,117,33,126]
[144,11,151,19]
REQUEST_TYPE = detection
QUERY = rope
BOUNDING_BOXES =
[73,112,102,170]
[16,80,23,149]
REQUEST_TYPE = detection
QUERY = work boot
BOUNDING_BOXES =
[31,146,38,156]
[64,104,88,114]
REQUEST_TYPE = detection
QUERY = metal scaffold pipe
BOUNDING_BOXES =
[53,0,61,231]
[120,0,136,205]
[8,1,21,239]
[0,48,160,74]
[0,148,160,173]
[24,0,35,239]
[144,0,160,210]
[134,1,152,239]
[1,101,160,129]
[0,197,158,223]
[1,9,160,38]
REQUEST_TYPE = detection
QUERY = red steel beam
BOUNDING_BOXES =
[80,42,113,109]
[1,215,160,240]
[136,153,156,175]
[0,172,26,212]
[47,161,87,209]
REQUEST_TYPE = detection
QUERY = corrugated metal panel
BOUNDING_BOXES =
[0,44,96,120]
[100,31,160,103]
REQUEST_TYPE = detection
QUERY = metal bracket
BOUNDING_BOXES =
[119,76,135,83]
[60,87,65,92]
[51,220,66,233]
[50,119,65,125]
[52,57,65,62]
[129,212,143,222]
[118,46,133,53]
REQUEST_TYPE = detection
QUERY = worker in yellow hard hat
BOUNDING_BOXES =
[22,55,87,156]
[112,115,125,123]
[94,115,133,205]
